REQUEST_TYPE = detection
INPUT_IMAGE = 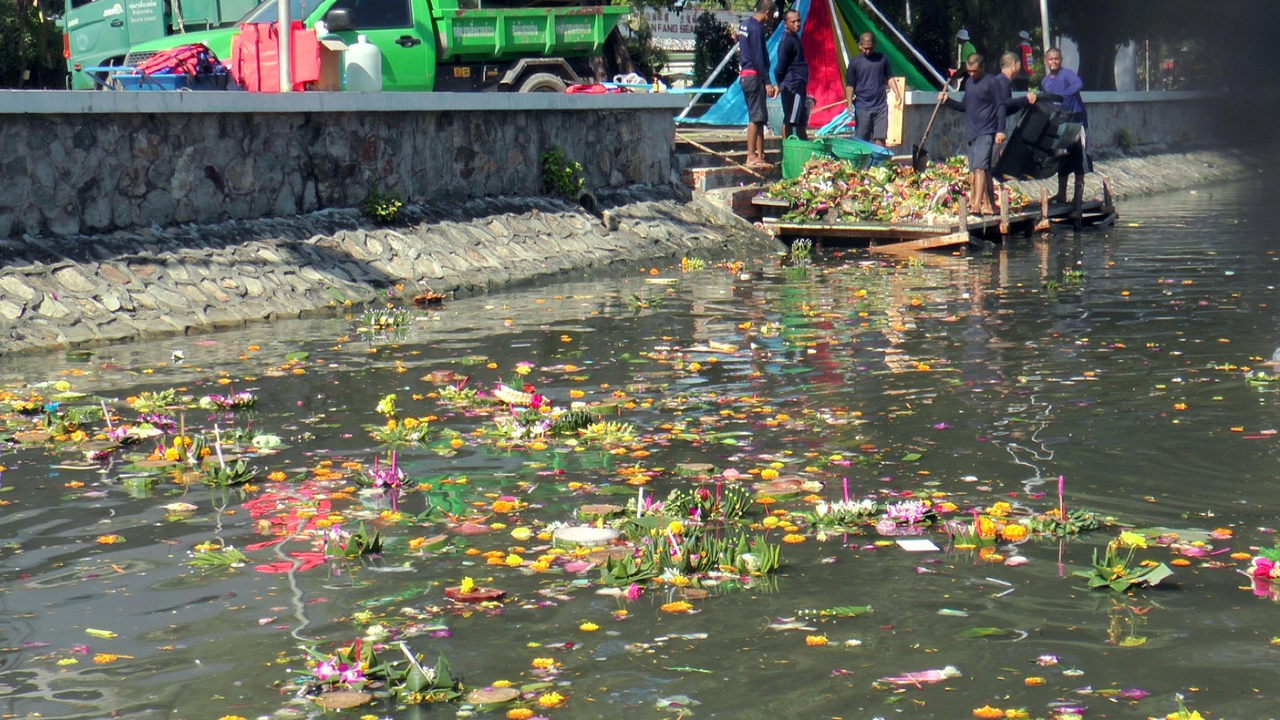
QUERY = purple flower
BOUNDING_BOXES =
[1118,688,1150,700]
[875,518,898,536]
[886,500,928,524]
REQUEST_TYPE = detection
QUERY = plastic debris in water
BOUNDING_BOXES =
[877,666,962,685]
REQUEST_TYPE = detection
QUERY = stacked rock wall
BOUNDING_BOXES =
[0,92,685,239]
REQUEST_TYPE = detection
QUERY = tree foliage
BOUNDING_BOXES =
[692,11,737,87]
[0,0,65,88]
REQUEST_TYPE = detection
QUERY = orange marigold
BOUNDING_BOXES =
[782,534,806,544]
[660,601,694,613]
[973,706,1005,719]
[1000,524,1028,542]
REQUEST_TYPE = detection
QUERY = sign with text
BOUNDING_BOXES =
[637,8,751,51]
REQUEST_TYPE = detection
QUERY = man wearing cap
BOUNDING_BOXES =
[843,32,902,147]
[738,0,778,167]
[956,29,976,73]
[1015,30,1034,90]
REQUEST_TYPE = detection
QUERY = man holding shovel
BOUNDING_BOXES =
[940,53,1005,216]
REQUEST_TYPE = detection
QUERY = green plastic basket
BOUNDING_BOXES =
[782,136,833,179]
[824,136,894,168]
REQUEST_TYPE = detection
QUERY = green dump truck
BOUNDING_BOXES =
[64,0,629,91]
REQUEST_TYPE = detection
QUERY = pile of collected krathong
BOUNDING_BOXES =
[765,156,1031,225]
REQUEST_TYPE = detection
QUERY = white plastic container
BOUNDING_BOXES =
[344,35,382,91]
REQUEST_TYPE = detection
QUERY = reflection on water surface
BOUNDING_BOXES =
[1,182,1280,720]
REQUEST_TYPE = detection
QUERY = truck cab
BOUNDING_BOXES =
[64,0,256,88]
[118,0,628,91]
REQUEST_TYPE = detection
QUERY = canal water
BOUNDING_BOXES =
[1,179,1279,720]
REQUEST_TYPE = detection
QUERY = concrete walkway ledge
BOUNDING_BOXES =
[0,89,689,115]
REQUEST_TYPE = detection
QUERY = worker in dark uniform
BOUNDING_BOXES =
[774,8,809,140]
[940,53,1005,216]
[1041,47,1088,211]
[738,0,777,167]
[843,32,901,147]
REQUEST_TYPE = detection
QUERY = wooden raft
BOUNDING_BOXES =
[754,179,1117,254]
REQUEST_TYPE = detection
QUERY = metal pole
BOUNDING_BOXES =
[860,0,946,87]
[1039,0,1050,54]
[676,42,739,120]
[278,0,292,92]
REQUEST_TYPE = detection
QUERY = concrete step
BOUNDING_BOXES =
[680,163,779,193]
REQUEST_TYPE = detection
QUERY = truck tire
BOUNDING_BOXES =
[517,73,567,93]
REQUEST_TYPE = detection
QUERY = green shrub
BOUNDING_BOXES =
[540,146,584,201]
[624,14,668,81]
[363,186,403,224]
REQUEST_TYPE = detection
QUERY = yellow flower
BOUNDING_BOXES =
[164,448,180,461]
[988,501,1011,517]
[1000,524,1028,542]
[219,716,249,720]
[267,471,286,481]
[379,510,402,522]
[403,417,419,428]
[531,657,558,669]
[973,706,1004,719]
[579,621,600,632]
[408,537,428,550]
[660,601,694,613]
[1005,710,1029,719]
[504,554,524,567]
[977,516,997,539]
[93,653,120,664]
[506,710,534,720]
[459,577,476,594]
[761,516,781,529]
[57,658,78,666]
[96,535,124,545]
[782,534,805,544]
[450,438,465,448]
[1023,677,1045,686]
[537,691,566,708]
[668,521,685,535]
[760,468,779,480]
[805,635,828,646]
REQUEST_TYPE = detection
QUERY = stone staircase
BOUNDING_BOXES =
[675,131,784,193]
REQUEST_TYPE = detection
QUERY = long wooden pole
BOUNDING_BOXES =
[675,133,767,180]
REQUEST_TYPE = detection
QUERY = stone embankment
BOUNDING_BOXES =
[0,186,772,355]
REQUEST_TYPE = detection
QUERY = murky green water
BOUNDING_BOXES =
[3,181,1280,720]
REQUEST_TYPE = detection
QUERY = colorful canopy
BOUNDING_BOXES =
[685,0,938,128]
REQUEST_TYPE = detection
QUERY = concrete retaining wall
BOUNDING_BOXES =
[902,90,1214,158]
[0,91,687,240]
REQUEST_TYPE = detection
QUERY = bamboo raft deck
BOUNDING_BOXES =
[753,180,1118,254]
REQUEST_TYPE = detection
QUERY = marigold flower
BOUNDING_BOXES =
[660,600,694,613]
[93,653,120,663]
[531,657,558,669]
[977,517,998,539]
[403,417,419,428]
[805,635,828,646]
[96,535,124,544]
[1000,524,1028,542]
[668,521,685,535]
[987,501,1011,517]
[504,554,524,567]
[1170,558,1192,567]
[760,468,779,480]
[973,706,1004,719]
[1004,710,1029,719]
[219,716,249,720]
[506,709,535,720]
[267,471,286,481]
[762,516,781,529]
[164,448,181,461]
[492,500,517,513]
[782,534,805,544]
[450,438,465,448]
[1231,552,1252,561]
[1023,677,1045,686]
[579,621,599,632]
[459,577,476,594]
[537,691,566,708]
[756,497,776,506]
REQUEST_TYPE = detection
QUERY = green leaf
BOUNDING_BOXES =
[284,351,310,362]
[900,452,923,462]
[433,652,453,687]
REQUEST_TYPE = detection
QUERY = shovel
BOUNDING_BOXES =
[912,70,959,172]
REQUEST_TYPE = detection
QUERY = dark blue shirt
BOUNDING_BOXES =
[993,72,1030,116]
[738,17,770,79]
[844,51,891,109]
[774,30,807,90]
[944,71,1006,141]
[1041,67,1087,126]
